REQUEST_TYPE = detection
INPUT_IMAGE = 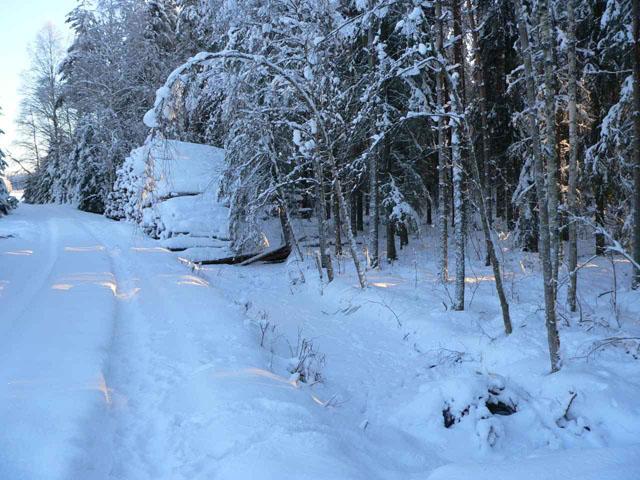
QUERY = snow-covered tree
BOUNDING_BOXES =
[0,110,17,216]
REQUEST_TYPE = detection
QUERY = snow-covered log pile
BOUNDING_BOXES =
[106,138,236,262]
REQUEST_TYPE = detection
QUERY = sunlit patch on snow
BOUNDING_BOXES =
[4,374,123,408]
[64,245,105,252]
[60,272,115,284]
[177,275,209,287]
[613,258,630,264]
[260,233,270,248]
[212,368,299,389]
[519,260,527,273]
[3,249,33,256]
[116,287,141,300]
[51,272,140,299]
[311,394,339,408]
[465,275,496,284]
[98,281,140,300]
[130,246,171,253]
[371,282,397,288]
[96,371,112,406]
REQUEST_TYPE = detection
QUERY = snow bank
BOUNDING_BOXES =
[197,224,640,478]
[427,445,640,480]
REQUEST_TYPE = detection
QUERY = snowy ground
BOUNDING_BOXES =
[0,204,639,479]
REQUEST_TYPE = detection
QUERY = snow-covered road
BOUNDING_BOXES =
[1,205,639,480]
[0,206,117,478]
[0,205,389,479]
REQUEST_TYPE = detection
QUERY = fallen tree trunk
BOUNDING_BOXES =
[196,244,291,266]
[240,244,292,266]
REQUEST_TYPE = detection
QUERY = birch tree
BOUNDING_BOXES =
[451,0,466,311]
[540,0,560,291]
[435,0,449,284]
[514,0,561,372]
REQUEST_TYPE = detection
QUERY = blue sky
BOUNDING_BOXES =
[0,0,77,170]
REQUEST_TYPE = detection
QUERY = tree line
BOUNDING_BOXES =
[13,0,640,372]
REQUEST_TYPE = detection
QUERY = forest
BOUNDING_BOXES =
[0,0,639,478]
[5,0,638,370]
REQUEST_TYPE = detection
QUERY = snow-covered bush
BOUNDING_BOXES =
[288,333,325,385]
[0,130,17,216]
[0,178,17,216]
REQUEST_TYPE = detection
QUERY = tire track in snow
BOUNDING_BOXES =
[72,211,401,480]
[0,206,123,480]
[65,213,124,478]
[2,212,60,329]
[74,214,191,478]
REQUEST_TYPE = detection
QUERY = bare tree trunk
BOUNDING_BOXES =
[436,0,449,284]
[541,0,560,293]
[28,110,41,169]
[334,188,342,256]
[367,1,379,269]
[398,223,408,248]
[330,160,367,288]
[386,207,397,262]
[356,189,364,231]
[466,0,494,268]
[595,181,606,255]
[452,124,465,310]
[278,199,303,264]
[369,160,379,268]
[313,155,334,282]
[436,63,513,335]
[271,158,304,263]
[350,191,357,234]
[567,0,579,310]
[632,0,640,288]
[514,0,561,372]
[451,0,466,310]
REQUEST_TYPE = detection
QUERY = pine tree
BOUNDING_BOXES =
[566,0,579,309]
[0,110,17,216]
[75,123,107,213]
[632,0,640,288]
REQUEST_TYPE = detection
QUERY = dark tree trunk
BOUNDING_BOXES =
[350,191,357,234]
[399,223,408,248]
[357,189,364,231]
[386,209,397,262]
[595,181,606,256]
[334,190,342,256]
